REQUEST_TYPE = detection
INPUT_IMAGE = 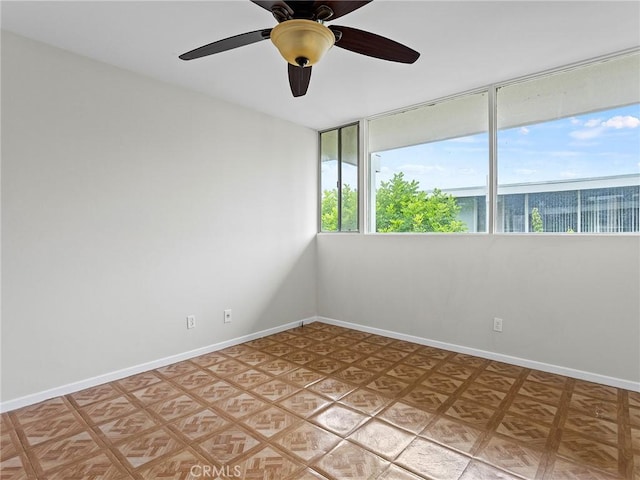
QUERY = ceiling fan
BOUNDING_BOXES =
[179,0,420,97]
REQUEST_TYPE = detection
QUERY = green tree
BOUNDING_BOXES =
[376,172,466,232]
[321,185,358,231]
[531,207,544,233]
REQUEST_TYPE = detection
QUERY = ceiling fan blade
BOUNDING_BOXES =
[179,29,272,60]
[313,1,372,20]
[250,1,295,16]
[288,64,312,97]
[329,25,420,64]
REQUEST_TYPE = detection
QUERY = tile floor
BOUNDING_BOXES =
[1,321,639,479]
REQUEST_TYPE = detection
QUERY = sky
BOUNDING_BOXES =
[373,103,640,191]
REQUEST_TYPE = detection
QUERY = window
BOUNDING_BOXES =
[497,53,640,233]
[320,123,359,232]
[368,92,488,233]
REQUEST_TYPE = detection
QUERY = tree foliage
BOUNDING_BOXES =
[321,172,466,233]
[531,207,544,233]
[376,173,466,232]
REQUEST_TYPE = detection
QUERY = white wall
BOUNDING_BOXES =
[317,234,640,386]
[1,32,318,402]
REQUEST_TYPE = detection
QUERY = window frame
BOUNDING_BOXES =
[318,122,360,233]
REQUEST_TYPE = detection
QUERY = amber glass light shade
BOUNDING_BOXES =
[271,19,335,67]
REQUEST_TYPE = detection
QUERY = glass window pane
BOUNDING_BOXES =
[320,129,338,232]
[340,124,358,232]
[497,53,640,233]
[368,92,488,233]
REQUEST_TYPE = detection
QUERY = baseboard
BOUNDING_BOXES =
[316,316,640,392]
[0,317,315,413]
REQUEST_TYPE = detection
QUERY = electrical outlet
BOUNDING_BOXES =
[493,317,503,332]
[186,315,196,329]
[224,309,232,323]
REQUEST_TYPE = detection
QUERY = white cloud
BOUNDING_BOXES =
[519,126,529,135]
[570,117,582,125]
[569,127,604,140]
[399,164,446,175]
[559,170,580,179]
[584,118,602,128]
[602,115,640,129]
[515,168,536,175]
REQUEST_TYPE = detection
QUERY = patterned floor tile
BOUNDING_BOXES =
[196,426,260,464]
[477,435,544,478]
[275,422,341,462]
[508,395,558,425]
[526,370,569,390]
[568,393,618,422]
[305,358,345,374]
[422,416,483,454]
[378,401,433,434]
[563,410,618,445]
[115,427,182,469]
[308,378,355,401]
[495,413,552,450]
[518,380,564,405]
[44,451,127,480]
[226,369,272,389]
[402,353,441,370]
[333,366,375,385]
[461,382,507,408]
[171,370,218,390]
[279,391,332,418]
[70,384,120,407]
[5,322,638,480]
[206,359,249,377]
[0,454,31,480]
[256,358,297,376]
[148,394,203,422]
[377,464,425,480]
[475,371,517,392]
[557,430,619,474]
[131,382,183,406]
[284,368,325,388]
[420,373,464,395]
[348,419,415,460]
[445,398,497,428]
[396,437,470,480]
[81,396,139,425]
[339,388,391,415]
[366,375,410,397]
[449,353,488,369]
[156,361,198,378]
[313,440,389,480]
[546,456,623,480]
[573,380,619,403]
[234,446,304,480]
[169,409,230,442]
[386,364,427,382]
[310,405,368,436]
[356,356,394,373]
[251,378,300,401]
[98,411,159,444]
[189,351,228,368]
[31,430,102,472]
[191,379,240,404]
[330,349,364,364]
[12,398,71,427]
[116,372,162,392]
[137,448,202,480]
[19,411,85,447]
[212,393,268,420]
[401,385,448,412]
[436,362,476,380]
[458,460,522,480]
[241,406,299,438]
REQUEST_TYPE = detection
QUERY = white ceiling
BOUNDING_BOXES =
[2,1,639,130]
